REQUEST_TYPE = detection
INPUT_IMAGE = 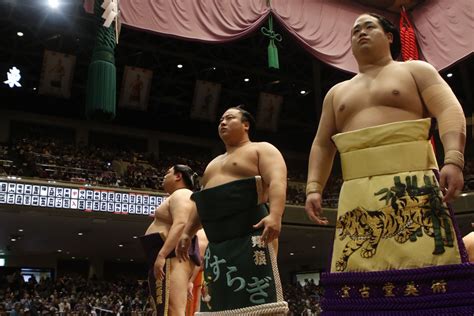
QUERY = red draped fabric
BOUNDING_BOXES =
[411,0,474,71]
[84,0,473,73]
[119,0,270,42]
[270,0,396,73]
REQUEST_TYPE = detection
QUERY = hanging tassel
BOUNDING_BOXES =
[86,0,117,120]
[399,7,419,61]
[268,39,279,69]
[261,15,282,69]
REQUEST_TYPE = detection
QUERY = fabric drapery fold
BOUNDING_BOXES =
[411,0,474,71]
[84,0,473,74]
[120,0,270,42]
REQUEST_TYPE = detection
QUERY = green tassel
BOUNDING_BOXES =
[268,40,279,69]
[261,15,282,70]
[86,0,117,120]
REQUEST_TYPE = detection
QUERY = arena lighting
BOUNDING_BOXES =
[177,64,183,69]
[57,249,62,253]
[72,256,76,259]
[10,238,16,242]
[446,73,453,78]
[17,32,23,37]
[118,243,124,247]
[290,252,294,256]
[244,78,250,82]
[18,228,23,232]
[48,0,59,9]
[212,67,216,70]
[311,245,316,249]
[130,259,134,262]
[77,232,83,236]
[300,90,306,95]
[132,236,138,239]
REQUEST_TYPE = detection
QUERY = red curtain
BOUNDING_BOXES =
[119,0,270,42]
[84,0,473,73]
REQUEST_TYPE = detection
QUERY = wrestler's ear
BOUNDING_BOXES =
[242,120,250,132]
[174,171,182,182]
[386,32,393,44]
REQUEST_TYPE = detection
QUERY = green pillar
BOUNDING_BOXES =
[86,0,117,120]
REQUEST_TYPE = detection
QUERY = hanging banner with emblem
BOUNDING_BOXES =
[191,80,221,122]
[256,92,283,132]
[38,50,76,98]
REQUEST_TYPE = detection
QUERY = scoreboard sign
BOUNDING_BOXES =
[0,181,166,217]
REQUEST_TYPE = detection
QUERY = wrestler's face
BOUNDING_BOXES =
[162,167,176,193]
[351,14,392,57]
[218,108,249,142]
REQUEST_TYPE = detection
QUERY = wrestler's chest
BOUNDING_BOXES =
[154,199,172,223]
[335,78,420,115]
[216,154,259,177]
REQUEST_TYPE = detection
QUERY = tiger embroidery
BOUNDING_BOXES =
[335,175,454,272]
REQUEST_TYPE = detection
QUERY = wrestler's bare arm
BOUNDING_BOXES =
[408,61,466,201]
[463,232,474,263]
[176,198,202,262]
[157,189,193,259]
[183,205,202,238]
[408,61,466,153]
[305,85,339,224]
[253,142,287,244]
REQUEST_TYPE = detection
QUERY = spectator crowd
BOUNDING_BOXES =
[1,137,474,208]
[0,272,322,316]
[284,279,323,316]
[0,273,151,316]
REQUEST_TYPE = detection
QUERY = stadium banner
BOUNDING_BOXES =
[191,80,221,121]
[256,92,283,132]
[119,66,153,111]
[38,50,76,99]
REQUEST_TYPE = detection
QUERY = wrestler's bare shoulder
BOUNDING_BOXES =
[168,188,193,201]
[328,81,349,97]
[166,188,193,210]
[201,144,266,188]
[252,141,281,155]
